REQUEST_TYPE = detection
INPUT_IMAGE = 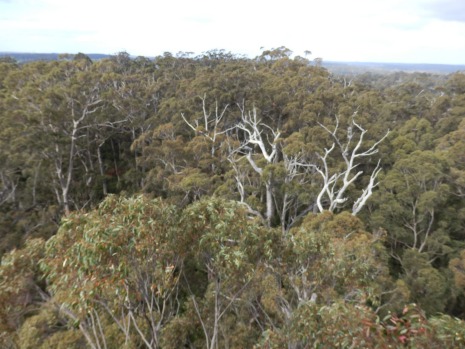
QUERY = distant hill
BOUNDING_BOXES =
[322,61,465,75]
[1,52,464,75]
[0,52,111,63]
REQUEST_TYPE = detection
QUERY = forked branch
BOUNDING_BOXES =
[315,115,389,215]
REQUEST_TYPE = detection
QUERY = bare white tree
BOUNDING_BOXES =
[278,152,316,233]
[315,116,390,215]
[226,150,265,222]
[181,94,233,157]
[0,170,18,205]
[181,98,389,228]
[235,103,281,226]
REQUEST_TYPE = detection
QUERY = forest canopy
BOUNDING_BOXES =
[1,49,465,348]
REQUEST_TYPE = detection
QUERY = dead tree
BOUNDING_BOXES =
[315,116,390,215]
[181,94,232,158]
[181,98,389,228]
[235,103,281,226]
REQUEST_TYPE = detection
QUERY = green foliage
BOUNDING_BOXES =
[450,249,465,290]
[401,250,448,314]
[287,212,391,305]
[256,302,450,349]
[0,238,45,341]
[41,195,182,348]
[429,314,465,347]
[371,150,452,259]
[182,197,274,274]
[17,306,84,349]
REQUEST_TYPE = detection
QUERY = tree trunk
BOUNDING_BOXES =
[97,144,108,196]
[265,182,274,227]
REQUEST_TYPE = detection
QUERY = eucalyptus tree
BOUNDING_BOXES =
[371,150,451,259]
[0,59,23,207]
[178,198,274,349]
[0,61,62,250]
[0,55,140,215]
[41,195,183,349]
[1,58,99,214]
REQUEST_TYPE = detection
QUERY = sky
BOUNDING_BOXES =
[1,0,465,65]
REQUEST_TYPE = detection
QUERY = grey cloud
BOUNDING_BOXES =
[426,0,465,22]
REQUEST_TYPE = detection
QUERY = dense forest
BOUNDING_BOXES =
[1,48,465,348]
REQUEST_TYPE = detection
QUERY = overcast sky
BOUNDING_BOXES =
[1,0,464,64]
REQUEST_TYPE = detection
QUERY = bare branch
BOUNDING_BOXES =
[180,112,198,133]
[236,106,280,163]
[352,160,382,215]
[315,116,389,214]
